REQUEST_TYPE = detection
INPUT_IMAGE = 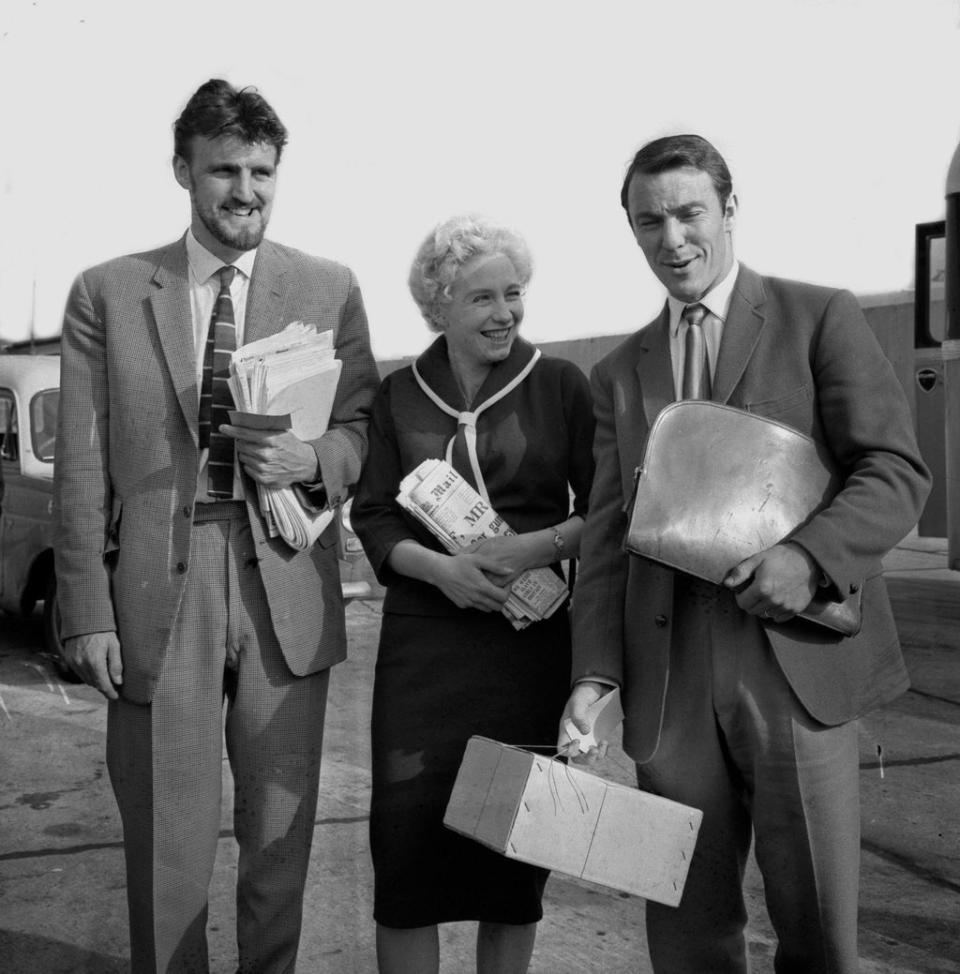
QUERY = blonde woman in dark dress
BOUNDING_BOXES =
[351,214,596,974]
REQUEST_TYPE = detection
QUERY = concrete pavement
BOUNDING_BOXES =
[0,535,958,972]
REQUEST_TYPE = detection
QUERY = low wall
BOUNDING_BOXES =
[379,291,920,417]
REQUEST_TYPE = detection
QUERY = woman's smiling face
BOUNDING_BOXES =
[439,253,524,370]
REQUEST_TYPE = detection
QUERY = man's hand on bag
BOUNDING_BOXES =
[723,541,821,624]
[63,631,123,700]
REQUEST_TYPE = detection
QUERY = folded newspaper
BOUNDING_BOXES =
[227,321,341,551]
[396,459,568,629]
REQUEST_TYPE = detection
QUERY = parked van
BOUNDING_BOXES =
[0,355,62,665]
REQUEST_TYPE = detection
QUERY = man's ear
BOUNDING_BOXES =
[723,193,738,232]
[172,155,192,191]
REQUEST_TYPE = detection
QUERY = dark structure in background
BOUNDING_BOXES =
[914,220,947,537]
[946,141,960,568]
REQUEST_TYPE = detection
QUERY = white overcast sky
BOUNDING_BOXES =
[1,0,959,358]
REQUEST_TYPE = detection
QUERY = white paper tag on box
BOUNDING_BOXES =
[559,687,624,754]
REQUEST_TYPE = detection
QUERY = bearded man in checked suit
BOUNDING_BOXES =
[563,135,930,973]
[53,79,379,973]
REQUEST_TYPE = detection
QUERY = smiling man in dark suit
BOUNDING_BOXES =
[53,79,379,973]
[564,134,930,973]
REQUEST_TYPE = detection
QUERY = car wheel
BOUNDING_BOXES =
[42,572,80,683]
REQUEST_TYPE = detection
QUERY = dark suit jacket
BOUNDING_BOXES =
[53,237,380,703]
[571,264,931,762]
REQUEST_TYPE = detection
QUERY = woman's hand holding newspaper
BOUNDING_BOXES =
[430,549,513,612]
[466,533,539,588]
[396,459,568,628]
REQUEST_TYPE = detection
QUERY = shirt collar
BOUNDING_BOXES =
[185,229,257,283]
[668,260,740,337]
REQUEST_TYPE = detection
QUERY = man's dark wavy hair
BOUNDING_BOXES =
[620,134,733,222]
[173,79,288,162]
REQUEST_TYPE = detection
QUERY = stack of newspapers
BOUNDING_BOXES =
[397,458,569,629]
[228,321,342,551]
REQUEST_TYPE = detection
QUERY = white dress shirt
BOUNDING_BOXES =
[185,230,258,502]
[666,261,740,399]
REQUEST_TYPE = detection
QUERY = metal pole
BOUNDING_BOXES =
[944,141,960,568]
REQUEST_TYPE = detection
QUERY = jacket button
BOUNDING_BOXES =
[654,614,668,628]
[183,505,193,518]
[176,562,187,574]
[850,583,860,594]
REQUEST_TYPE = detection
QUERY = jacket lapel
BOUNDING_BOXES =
[712,265,767,404]
[150,240,202,444]
[244,241,289,346]
[636,306,675,428]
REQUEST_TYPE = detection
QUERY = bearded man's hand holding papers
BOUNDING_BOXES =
[221,321,343,550]
[227,423,320,488]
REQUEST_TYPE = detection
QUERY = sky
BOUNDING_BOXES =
[1,0,959,359]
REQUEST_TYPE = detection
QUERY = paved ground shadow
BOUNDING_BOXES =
[0,928,126,973]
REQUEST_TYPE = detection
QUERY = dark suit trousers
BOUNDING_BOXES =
[636,578,860,974]
[106,504,330,974]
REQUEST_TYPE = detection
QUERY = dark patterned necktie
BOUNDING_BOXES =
[681,303,712,400]
[199,265,238,498]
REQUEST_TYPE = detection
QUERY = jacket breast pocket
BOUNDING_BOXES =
[744,384,813,424]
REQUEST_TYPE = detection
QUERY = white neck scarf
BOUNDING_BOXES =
[412,348,541,504]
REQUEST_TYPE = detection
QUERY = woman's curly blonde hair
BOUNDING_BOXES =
[407,214,533,331]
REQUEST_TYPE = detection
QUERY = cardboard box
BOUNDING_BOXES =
[443,736,702,907]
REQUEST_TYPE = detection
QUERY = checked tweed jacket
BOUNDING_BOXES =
[53,236,380,702]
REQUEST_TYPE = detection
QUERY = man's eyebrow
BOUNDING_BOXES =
[207,161,275,172]
[635,201,708,219]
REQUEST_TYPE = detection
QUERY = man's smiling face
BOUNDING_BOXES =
[625,165,737,303]
[174,134,277,261]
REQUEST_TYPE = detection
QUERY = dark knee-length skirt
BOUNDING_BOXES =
[369,607,572,928]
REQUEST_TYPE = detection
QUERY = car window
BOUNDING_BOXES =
[0,391,17,462]
[30,389,58,462]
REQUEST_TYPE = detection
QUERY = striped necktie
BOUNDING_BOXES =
[681,303,712,400]
[200,265,238,498]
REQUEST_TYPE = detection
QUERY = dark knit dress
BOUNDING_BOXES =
[351,336,595,927]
